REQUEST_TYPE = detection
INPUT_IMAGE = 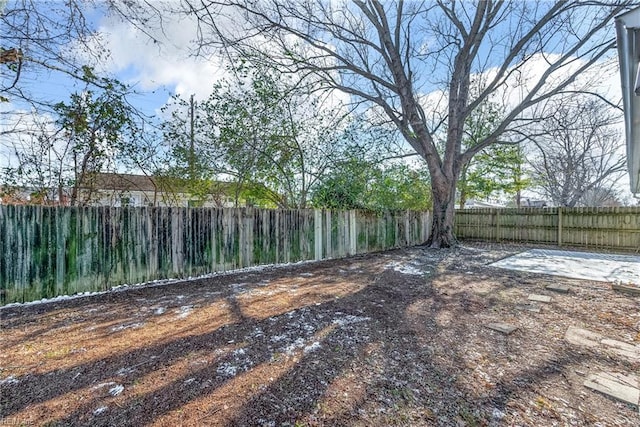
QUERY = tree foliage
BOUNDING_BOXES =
[162,64,353,208]
[55,73,140,205]
[454,98,528,208]
[458,144,529,208]
[312,153,432,212]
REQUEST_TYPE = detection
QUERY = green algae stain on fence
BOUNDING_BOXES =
[1,206,431,304]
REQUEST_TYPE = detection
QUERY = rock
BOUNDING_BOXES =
[545,284,570,293]
[528,294,552,303]
[486,322,518,334]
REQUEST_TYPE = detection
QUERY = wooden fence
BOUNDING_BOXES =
[0,206,431,304]
[455,207,640,252]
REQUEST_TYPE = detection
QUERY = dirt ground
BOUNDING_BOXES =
[1,242,639,427]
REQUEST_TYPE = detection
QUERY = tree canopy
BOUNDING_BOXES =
[162,65,359,208]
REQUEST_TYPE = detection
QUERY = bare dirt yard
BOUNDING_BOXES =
[1,242,639,426]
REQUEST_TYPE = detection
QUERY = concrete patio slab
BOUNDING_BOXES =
[491,249,640,285]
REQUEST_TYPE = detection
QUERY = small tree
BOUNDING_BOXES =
[54,73,139,205]
[2,71,141,206]
[163,65,352,208]
[458,144,529,208]
[1,113,64,204]
[455,98,529,208]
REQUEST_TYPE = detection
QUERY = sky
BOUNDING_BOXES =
[90,14,225,109]
[0,0,636,203]
[1,2,228,118]
[1,2,627,124]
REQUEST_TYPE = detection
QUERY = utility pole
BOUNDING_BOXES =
[189,94,195,180]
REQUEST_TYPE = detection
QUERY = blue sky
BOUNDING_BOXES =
[2,1,226,118]
[4,2,625,124]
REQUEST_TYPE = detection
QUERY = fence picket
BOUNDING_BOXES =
[455,207,640,252]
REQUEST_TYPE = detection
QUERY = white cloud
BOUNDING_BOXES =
[94,11,229,101]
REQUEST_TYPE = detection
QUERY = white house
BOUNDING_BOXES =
[77,173,237,208]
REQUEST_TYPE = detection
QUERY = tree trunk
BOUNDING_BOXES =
[428,175,458,248]
[458,163,468,209]
[460,186,467,209]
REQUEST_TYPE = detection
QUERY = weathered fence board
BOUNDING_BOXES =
[0,206,431,304]
[455,207,640,252]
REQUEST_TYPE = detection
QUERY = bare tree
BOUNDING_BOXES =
[1,74,151,206]
[527,97,626,207]
[1,112,67,204]
[1,2,164,203]
[580,186,623,207]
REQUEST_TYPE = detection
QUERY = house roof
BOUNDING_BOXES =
[84,173,159,192]
[615,7,640,195]
[78,173,243,195]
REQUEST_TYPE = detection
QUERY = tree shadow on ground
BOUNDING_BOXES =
[1,246,638,426]
[1,254,396,425]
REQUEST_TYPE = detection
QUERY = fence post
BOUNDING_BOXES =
[349,210,357,255]
[405,211,411,245]
[243,207,254,268]
[423,211,431,243]
[314,209,322,260]
[495,209,501,242]
[325,210,332,258]
[557,207,563,247]
[55,207,67,296]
